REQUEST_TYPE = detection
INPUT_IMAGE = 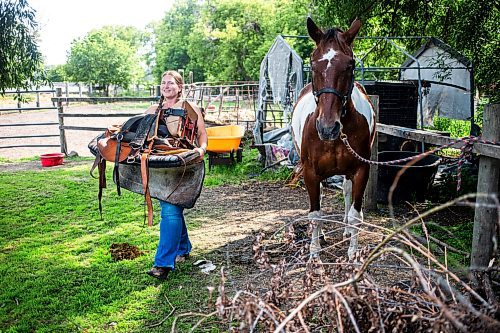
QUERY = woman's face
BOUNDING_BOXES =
[160,74,181,99]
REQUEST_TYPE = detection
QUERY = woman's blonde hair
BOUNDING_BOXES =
[162,70,184,97]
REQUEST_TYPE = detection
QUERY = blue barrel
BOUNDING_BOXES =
[377,151,441,204]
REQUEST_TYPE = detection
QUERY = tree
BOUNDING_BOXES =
[153,0,201,81]
[271,0,314,58]
[46,64,68,82]
[65,26,143,96]
[151,0,498,94]
[141,22,158,85]
[312,0,499,100]
[0,0,47,93]
[154,0,310,82]
[187,0,275,81]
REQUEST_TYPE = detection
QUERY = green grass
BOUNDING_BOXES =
[203,143,292,186]
[430,116,471,138]
[409,216,473,269]
[0,156,40,163]
[0,155,95,164]
[0,145,290,332]
[0,164,228,332]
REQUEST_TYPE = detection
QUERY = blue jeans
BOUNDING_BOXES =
[154,201,192,269]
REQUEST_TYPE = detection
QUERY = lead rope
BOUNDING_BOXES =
[339,132,499,191]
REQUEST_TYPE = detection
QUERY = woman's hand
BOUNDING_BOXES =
[194,147,206,158]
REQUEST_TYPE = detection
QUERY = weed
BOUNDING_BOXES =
[431,116,471,138]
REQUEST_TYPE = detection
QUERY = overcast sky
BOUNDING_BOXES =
[29,0,174,66]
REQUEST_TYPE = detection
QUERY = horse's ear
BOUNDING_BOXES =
[307,17,323,44]
[344,19,362,45]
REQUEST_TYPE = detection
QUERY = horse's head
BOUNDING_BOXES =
[307,17,361,141]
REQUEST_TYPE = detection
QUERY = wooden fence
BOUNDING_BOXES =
[0,84,258,153]
[0,89,57,113]
[0,89,59,149]
[184,82,257,120]
[364,104,500,271]
[1,85,498,270]
[154,81,258,132]
[52,88,159,154]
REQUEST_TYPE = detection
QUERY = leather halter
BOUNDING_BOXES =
[311,56,355,118]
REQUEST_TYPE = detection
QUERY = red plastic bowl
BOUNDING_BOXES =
[40,153,65,167]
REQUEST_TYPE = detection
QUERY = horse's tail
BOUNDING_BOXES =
[286,163,303,187]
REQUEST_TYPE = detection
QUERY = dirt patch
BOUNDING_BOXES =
[109,243,144,261]
[187,181,340,258]
[187,181,484,332]
[184,180,476,293]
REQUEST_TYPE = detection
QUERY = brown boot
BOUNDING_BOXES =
[147,266,170,280]
[175,254,191,263]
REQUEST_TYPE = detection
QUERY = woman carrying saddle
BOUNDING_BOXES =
[145,70,207,280]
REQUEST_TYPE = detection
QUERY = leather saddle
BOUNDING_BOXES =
[90,100,202,226]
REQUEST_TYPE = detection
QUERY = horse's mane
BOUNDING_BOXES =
[324,28,342,41]
[322,28,351,54]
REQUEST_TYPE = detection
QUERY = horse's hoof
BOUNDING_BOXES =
[309,244,322,256]
[309,252,320,259]
[347,248,357,260]
[308,211,322,219]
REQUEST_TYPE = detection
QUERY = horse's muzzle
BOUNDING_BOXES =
[316,119,342,141]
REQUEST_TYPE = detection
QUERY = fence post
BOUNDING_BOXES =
[470,104,500,270]
[17,90,21,112]
[236,87,240,124]
[65,82,69,106]
[364,95,379,211]
[56,88,68,155]
[199,85,205,109]
[218,85,223,118]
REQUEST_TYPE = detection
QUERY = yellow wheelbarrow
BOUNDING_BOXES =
[206,125,245,170]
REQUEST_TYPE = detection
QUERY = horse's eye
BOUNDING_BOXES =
[346,60,355,71]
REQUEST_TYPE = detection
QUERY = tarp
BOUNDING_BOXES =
[399,38,473,126]
[254,36,304,144]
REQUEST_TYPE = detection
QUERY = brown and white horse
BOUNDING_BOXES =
[291,18,376,259]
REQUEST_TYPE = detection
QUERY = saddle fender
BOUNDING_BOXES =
[89,100,204,227]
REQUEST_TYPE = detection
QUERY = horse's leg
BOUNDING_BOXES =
[304,167,322,255]
[342,177,353,239]
[319,182,328,246]
[347,166,370,259]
